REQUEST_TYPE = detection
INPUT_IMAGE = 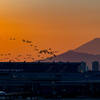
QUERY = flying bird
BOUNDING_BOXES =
[53,55,56,57]
[22,39,26,42]
[38,55,40,57]
[30,45,33,46]
[26,41,29,43]
[49,48,51,50]
[28,41,32,43]
[31,58,34,60]
[8,53,11,55]
[18,55,21,57]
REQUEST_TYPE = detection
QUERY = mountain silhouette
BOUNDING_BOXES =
[44,38,100,69]
[74,38,100,55]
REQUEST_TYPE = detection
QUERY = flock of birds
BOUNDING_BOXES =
[0,37,59,62]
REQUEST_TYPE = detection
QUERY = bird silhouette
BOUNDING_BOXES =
[49,57,53,60]
[30,45,33,46]
[53,55,56,57]
[26,41,29,43]
[48,51,54,55]
[10,38,12,40]
[28,57,30,59]
[38,55,40,57]
[31,58,34,60]
[38,51,43,54]
[49,48,51,50]
[22,39,26,42]
[8,53,11,55]
[28,41,32,43]
[18,55,21,57]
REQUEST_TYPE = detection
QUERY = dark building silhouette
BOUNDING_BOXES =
[92,61,99,71]
[78,61,86,72]
[0,62,81,73]
[0,62,100,98]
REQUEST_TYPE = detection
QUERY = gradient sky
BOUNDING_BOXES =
[0,0,100,61]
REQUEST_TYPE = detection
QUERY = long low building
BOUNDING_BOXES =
[0,62,99,98]
[0,62,81,73]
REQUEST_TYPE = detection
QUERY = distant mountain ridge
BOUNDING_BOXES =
[74,38,100,55]
[44,38,100,69]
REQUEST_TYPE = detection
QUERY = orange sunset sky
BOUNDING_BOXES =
[0,0,100,62]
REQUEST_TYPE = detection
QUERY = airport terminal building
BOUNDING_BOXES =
[0,61,100,98]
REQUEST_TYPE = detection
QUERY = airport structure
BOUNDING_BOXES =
[92,61,99,71]
[0,61,100,99]
[78,61,86,72]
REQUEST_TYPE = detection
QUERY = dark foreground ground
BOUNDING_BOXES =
[14,98,100,100]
